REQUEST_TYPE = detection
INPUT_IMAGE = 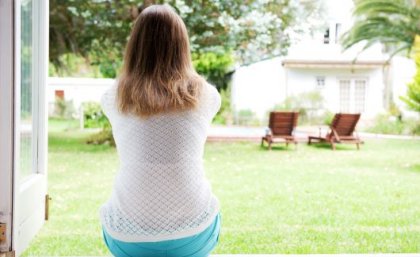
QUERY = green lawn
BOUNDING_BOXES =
[23,119,420,255]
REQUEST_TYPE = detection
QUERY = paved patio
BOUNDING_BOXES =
[207,125,420,142]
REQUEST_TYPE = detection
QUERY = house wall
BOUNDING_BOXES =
[231,62,386,122]
[231,57,285,119]
[390,57,417,118]
[47,77,114,116]
[285,67,385,119]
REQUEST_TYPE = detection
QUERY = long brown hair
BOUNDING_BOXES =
[117,4,203,117]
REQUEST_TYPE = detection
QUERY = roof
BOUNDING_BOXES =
[282,59,389,69]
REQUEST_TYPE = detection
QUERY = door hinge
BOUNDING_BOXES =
[45,194,52,221]
[0,223,5,243]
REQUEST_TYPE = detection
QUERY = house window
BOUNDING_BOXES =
[339,78,368,113]
[316,76,325,89]
[323,28,330,44]
[354,79,366,112]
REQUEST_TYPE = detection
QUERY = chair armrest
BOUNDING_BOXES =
[265,127,272,136]
[332,128,341,142]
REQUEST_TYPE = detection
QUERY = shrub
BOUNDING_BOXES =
[86,129,115,146]
[323,110,335,126]
[82,102,110,129]
[400,53,420,113]
[367,114,420,135]
[367,114,405,135]
[405,118,420,135]
[54,97,76,119]
[192,52,234,91]
[272,91,328,125]
[82,101,114,146]
[235,109,260,126]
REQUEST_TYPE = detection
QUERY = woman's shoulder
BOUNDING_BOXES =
[101,81,118,102]
[201,82,220,101]
[100,80,118,116]
[198,82,221,118]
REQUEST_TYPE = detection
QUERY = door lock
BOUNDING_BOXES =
[0,223,5,243]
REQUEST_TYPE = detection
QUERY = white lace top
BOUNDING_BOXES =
[99,82,221,242]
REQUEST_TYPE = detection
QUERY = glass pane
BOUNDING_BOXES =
[20,0,34,177]
[339,79,351,113]
[354,79,366,113]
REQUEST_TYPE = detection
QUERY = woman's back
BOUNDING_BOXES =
[100,82,221,242]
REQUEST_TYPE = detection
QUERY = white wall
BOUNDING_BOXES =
[231,57,285,118]
[48,77,115,116]
[390,56,417,117]
[285,67,385,119]
[232,61,386,121]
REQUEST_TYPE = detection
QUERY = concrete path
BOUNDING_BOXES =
[207,125,420,142]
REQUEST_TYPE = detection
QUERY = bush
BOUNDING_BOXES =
[400,53,420,113]
[367,114,405,135]
[235,109,260,126]
[86,129,115,146]
[54,98,76,119]
[82,102,110,129]
[323,110,335,126]
[272,91,329,125]
[193,52,234,91]
[82,101,114,146]
[367,114,420,135]
[405,118,420,135]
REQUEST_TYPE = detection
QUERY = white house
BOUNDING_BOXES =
[231,0,416,123]
[47,77,113,116]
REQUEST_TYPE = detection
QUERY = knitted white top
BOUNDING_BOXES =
[99,82,221,242]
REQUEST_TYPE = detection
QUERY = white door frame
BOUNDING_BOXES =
[13,0,49,255]
[0,0,15,253]
[0,0,49,255]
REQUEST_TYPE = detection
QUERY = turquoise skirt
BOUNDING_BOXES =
[102,214,221,257]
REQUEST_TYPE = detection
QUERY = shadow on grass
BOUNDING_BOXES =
[259,144,298,151]
[308,142,360,151]
[49,130,113,153]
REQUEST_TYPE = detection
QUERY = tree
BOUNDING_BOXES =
[49,0,323,79]
[342,0,420,113]
[400,53,420,112]
[342,0,420,57]
[49,0,135,77]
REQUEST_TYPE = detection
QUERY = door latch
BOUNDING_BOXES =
[0,223,6,243]
[45,194,52,221]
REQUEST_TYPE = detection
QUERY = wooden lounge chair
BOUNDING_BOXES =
[308,113,362,150]
[261,112,299,150]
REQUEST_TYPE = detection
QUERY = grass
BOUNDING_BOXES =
[23,119,420,255]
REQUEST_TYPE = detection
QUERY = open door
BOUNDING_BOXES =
[0,0,49,256]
